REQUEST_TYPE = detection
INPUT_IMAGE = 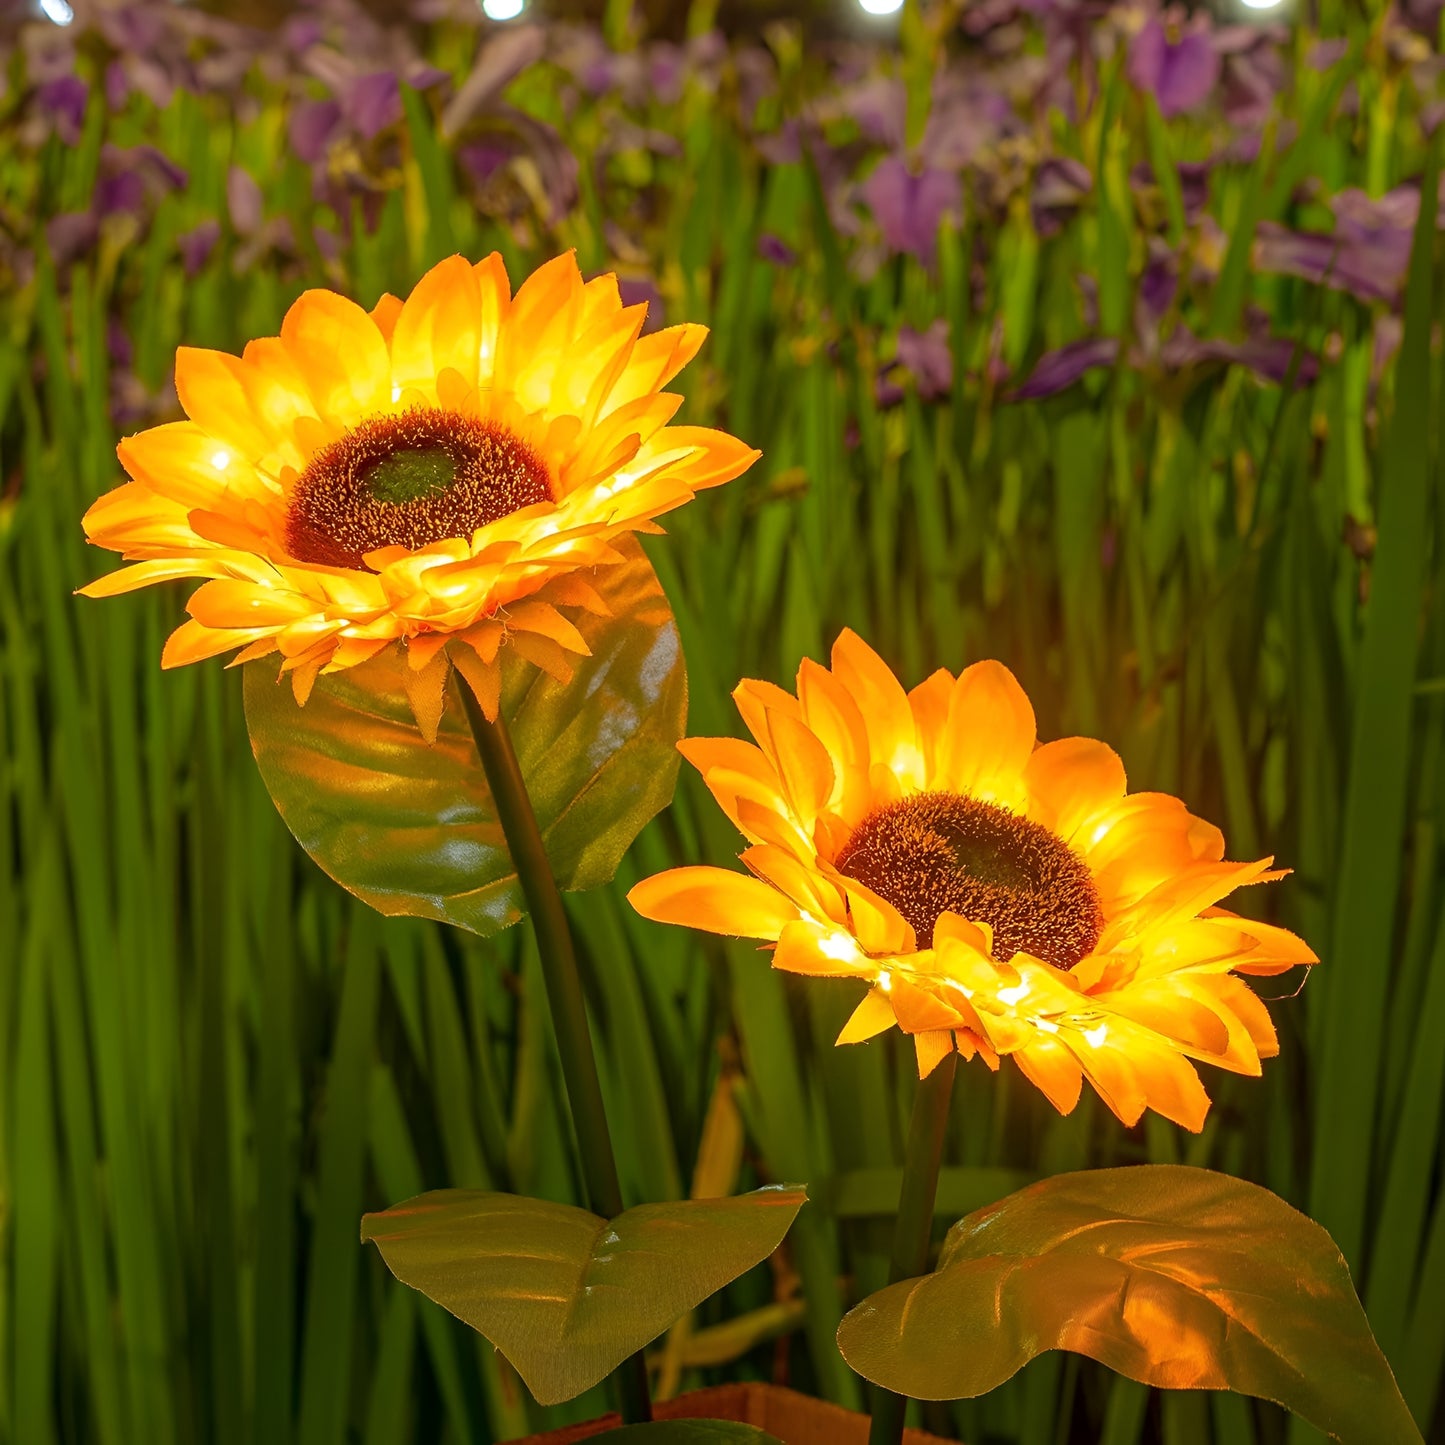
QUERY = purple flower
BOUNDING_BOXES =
[861,156,960,267]
[35,75,87,144]
[227,166,264,236]
[1010,337,1120,400]
[1127,20,1220,118]
[1131,159,1212,224]
[1032,156,1092,237]
[1307,38,1351,71]
[1253,202,1411,306]
[95,171,147,218]
[831,76,907,148]
[442,24,546,137]
[757,232,798,267]
[897,321,953,400]
[46,212,100,271]
[105,62,130,112]
[346,71,401,140]
[1158,329,1317,387]
[177,220,221,277]
[1137,245,1179,332]
[107,317,134,371]
[290,100,342,165]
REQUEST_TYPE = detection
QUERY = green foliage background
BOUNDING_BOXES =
[2,6,1444,1445]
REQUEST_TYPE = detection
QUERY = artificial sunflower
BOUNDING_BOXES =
[628,630,1316,1131]
[81,251,758,732]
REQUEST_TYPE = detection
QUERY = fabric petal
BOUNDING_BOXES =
[627,866,800,940]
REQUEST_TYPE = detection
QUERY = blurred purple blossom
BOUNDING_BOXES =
[177,220,221,277]
[899,321,954,399]
[616,275,665,334]
[35,75,87,144]
[1214,24,1287,128]
[1158,328,1317,386]
[289,100,343,165]
[1012,337,1119,400]
[861,156,959,266]
[1307,38,1351,71]
[46,212,99,270]
[442,25,545,136]
[1032,156,1092,237]
[757,233,798,267]
[1127,19,1219,118]
[227,166,264,236]
[1253,182,1441,303]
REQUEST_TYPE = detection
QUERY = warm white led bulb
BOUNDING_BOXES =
[40,0,75,23]
[481,0,525,18]
[858,0,905,13]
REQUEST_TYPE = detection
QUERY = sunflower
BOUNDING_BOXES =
[81,252,758,735]
[628,630,1316,1132]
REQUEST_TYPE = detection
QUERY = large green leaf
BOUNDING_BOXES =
[360,1186,807,1405]
[243,540,686,936]
[836,1166,1422,1445]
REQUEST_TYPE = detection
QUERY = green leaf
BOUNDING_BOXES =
[836,1166,1422,1445]
[360,1185,807,1406]
[243,539,686,936]
[593,1423,783,1445]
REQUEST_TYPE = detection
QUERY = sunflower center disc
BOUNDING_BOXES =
[285,406,552,569]
[834,792,1103,966]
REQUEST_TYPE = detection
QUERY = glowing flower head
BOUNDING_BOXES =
[628,630,1316,1132]
[81,252,759,732]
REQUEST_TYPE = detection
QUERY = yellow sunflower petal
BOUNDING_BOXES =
[370,292,404,343]
[765,712,836,825]
[772,919,870,978]
[830,628,918,782]
[161,618,269,668]
[1013,1035,1084,1115]
[627,866,800,940]
[603,323,708,415]
[173,347,283,464]
[839,877,916,954]
[914,1029,956,1079]
[837,986,898,1044]
[741,844,847,923]
[279,288,392,424]
[908,667,955,780]
[1024,736,1128,849]
[401,645,451,745]
[936,659,1036,805]
[389,254,482,400]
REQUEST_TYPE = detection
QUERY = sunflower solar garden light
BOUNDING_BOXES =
[631,632,1423,1445]
[80,252,810,1425]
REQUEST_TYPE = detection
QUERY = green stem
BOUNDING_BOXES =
[867,1051,958,1445]
[456,674,653,1425]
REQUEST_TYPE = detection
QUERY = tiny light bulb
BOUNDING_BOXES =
[858,0,904,13]
[39,0,74,23]
[1239,0,1284,9]
[481,0,525,18]
[210,449,230,470]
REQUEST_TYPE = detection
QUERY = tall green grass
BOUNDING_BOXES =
[2,13,1443,1445]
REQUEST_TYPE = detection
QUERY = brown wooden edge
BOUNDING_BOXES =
[506,1382,957,1445]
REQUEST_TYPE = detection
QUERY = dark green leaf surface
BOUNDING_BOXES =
[243,539,686,936]
[360,1186,806,1405]
[836,1166,1422,1445]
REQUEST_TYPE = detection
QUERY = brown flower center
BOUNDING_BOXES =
[834,792,1102,966]
[285,406,552,570]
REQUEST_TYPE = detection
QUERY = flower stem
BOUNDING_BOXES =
[866,1050,958,1445]
[457,673,653,1425]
